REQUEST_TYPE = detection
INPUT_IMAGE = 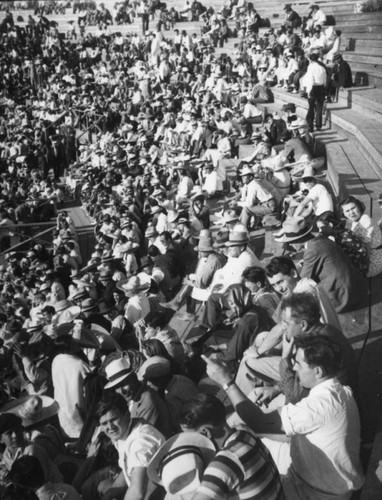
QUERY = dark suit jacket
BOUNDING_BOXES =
[301,235,365,313]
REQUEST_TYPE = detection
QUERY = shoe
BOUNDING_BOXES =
[159,298,180,311]
[177,312,197,322]
[292,89,298,94]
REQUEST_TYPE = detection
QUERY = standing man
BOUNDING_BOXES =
[305,53,327,131]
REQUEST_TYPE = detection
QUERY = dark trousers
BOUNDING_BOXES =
[306,85,325,130]
[141,13,149,34]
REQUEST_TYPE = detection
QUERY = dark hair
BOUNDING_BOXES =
[294,335,342,377]
[144,311,168,330]
[242,266,267,287]
[97,393,129,421]
[159,231,172,243]
[309,52,319,62]
[266,256,297,278]
[339,196,366,216]
[141,338,182,374]
[147,244,160,257]
[281,292,320,327]
[179,393,226,430]
[7,456,44,489]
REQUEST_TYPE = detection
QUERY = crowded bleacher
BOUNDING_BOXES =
[1,0,382,498]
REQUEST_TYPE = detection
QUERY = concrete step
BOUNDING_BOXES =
[271,87,382,184]
[337,87,382,119]
[343,53,382,66]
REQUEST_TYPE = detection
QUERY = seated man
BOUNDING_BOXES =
[275,217,366,313]
[96,393,164,500]
[203,335,365,500]
[237,165,279,228]
[236,292,357,400]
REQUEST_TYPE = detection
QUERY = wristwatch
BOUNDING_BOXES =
[222,379,235,391]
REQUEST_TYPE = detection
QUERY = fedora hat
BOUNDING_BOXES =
[273,156,288,171]
[239,166,254,177]
[213,229,230,248]
[218,209,239,225]
[225,230,249,247]
[137,355,171,381]
[55,321,100,348]
[194,237,214,252]
[300,165,316,181]
[71,289,89,302]
[80,298,99,313]
[118,275,150,295]
[119,241,139,254]
[145,225,158,238]
[148,432,216,497]
[0,395,59,428]
[104,356,134,389]
[274,217,313,243]
[54,299,75,313]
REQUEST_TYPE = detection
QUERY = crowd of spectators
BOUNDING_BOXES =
[0,1,381,499]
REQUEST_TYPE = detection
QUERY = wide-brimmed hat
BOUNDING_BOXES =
[218,209,239,225]
[55,321,100,348]
[119,241,139,254]
[145,225,158,238]
[225,230,249,247]
[274,217,313,243]
[238,166,254,177]
[194,237,214,252]
[148,432,217,497]
[104,356,134,389]
[0,395,59,428]
[117,275,150,295]
[72,289,89,302]
[54,299,73,313]
[273,156,289,171]
[80,298,99,313]
[300,165,317,181]
[137,355,171,381]
[213,229,230,248]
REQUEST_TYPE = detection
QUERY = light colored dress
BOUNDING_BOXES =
[351,213,382,277]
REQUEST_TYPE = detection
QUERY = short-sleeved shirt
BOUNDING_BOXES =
[197,428,284,499]
[116,420,164,486]
[305,183,333,216]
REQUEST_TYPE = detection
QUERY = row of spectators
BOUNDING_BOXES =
[0,1,382,499]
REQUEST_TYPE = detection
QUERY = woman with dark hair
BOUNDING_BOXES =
[339,196,382,277]
[316,211,369,276]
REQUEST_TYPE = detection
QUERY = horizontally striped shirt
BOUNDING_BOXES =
[197,428,285,499]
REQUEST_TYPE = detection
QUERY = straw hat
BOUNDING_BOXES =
[225,230,249,247]
[0,395,59,428]
[274,217,313,243]
[104,356,134,389]
[117,275,150,294]
[148,432,216,498]
[238,166,254,177]
[194,237,214,252]
[213,229,230,248]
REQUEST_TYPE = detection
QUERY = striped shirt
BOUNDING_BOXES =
[197,428,285,499]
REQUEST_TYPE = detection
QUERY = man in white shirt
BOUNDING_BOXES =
[238,165,277,227]
[97,393,164,500]
[204,335,364,500]
[304,53,327,131]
